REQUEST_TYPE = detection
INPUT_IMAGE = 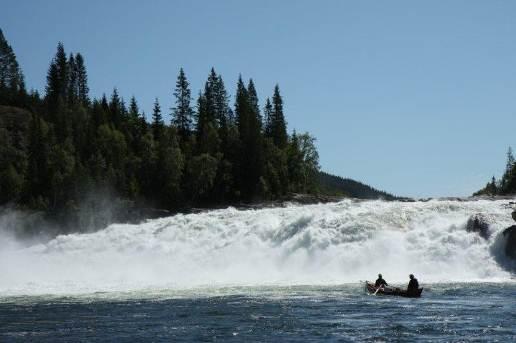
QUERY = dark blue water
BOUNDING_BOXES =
[0,283,514,342]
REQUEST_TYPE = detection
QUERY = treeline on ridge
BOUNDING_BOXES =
[474,147,516,196]
[0,29,320,220]
[317,171,400,200]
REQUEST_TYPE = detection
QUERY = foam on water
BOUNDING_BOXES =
[0,199,514,295]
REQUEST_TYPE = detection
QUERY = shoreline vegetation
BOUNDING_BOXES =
[475,147,516,197]
[0,29,399,236]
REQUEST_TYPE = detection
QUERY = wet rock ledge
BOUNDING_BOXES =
[466,213,491,240]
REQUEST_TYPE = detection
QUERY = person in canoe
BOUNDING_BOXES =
[407,274,419,295]
[375,274,388,288]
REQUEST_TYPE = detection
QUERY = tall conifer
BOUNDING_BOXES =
[215,75,230,129]
[109,88,123,128]
[75,53,89,105]
[263,97,272,137]
[67,53,77,105]
[235,76,249,141]
[270,85,287,149]
[151,98,164,140]
[172,68,193,140]
[0,29,25,103]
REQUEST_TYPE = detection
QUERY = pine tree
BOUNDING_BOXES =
[211,74,233,201]
[67,53,77,105]
[270,84,287,149]
[247,79,264,178]
[151,98,164,140]
[215,75,230,128]
[120,97,128,123]
[204,68,218,126]
[172,68,193,140]
[247,79,261,125]
[128,96,139,122]
[501,147,515,192]
[109,88,123,128]
[45,42,69,119]
[505,147,514,176]
[195,91,207,137]
[0,29,25,104]
[55,43,68,99]
[233,77,264,200]
[195,91,220,155]
[100,93,109,111]
[489,176,498,195]
[128,96,141,138]
[75,53,89,105]
[235,76,249,141]
[194,69,227,156]
[263,97,273,137]
[127,96,147,155]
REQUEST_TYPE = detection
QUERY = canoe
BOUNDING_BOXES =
[365,281,423,298]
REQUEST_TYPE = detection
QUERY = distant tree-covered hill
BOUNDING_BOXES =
[317,171,401,200]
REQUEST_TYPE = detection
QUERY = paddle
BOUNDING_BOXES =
[373,285,383,295]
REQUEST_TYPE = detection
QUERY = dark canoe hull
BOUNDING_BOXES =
[365,282,423,298]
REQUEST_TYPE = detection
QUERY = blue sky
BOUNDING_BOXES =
[2,0,516,197]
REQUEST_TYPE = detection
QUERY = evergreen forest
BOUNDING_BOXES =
[0,29,397,232]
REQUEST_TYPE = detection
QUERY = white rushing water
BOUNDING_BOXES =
[0,199,515,295]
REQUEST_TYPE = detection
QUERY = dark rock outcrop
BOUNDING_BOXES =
[500,210,516,260]
[503,225,516,259]
[466,213,491,240]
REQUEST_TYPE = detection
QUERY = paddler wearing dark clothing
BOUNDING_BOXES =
[375,274,388,287]
[407,274,419,293]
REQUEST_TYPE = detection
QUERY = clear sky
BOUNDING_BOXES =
[2,0,516,198]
